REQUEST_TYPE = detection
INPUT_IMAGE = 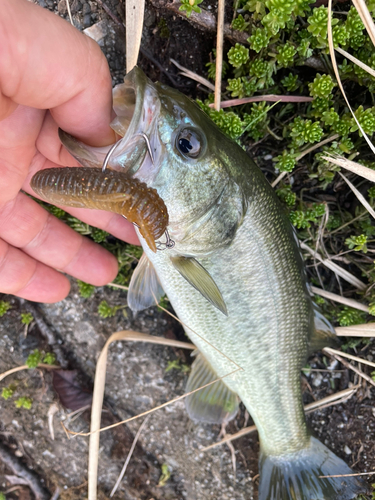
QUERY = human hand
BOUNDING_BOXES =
[0,0,139,303]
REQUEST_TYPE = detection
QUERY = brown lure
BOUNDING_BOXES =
[31,167,169,252]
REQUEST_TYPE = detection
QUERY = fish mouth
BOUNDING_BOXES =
[59,67,160,176]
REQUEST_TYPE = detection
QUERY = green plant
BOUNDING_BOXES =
[0,301,11,317]
[158,463,171,487]
[179,0,203,17]
[15,397,32,409]
[345,234,368,252]
[42,352,56,365]
[77,280,96,298]
[97,300,123,318]
[337,307,365,327]
[26,350,42,369]
[1,386,15,400]
[21,312,33,325]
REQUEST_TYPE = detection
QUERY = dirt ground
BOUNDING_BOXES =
[1,1,375,499]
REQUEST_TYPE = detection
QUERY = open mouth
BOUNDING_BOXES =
[59,67,159,176]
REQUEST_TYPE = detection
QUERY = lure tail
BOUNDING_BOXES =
[258,437,366,500]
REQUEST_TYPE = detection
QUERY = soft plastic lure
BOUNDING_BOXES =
[31,167,169,252]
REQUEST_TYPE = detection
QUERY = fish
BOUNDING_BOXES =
[34,67,366,499]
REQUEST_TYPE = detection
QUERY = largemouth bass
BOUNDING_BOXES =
[32,67,365,499]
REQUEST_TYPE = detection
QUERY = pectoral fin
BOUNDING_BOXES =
[127,253,164,312]
[185,352,239,424]
[170,256,227,316]
[309,303,340,354]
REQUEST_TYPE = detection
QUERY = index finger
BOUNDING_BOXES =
[0,0,115,146]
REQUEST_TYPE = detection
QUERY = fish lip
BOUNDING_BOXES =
[117,66,148,143]
[58,67,159,173]
[108,66,160,176]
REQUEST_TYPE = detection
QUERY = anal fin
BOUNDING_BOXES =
[185,352,239,424]
[170,256,227,316]
[127,253,164,312]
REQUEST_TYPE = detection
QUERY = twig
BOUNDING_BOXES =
[125,0,145,73]
[214,0,225,111]
[0,364,60,383]
[110,415,151,496]
[310,286,370,313]
[319,471,375,478]
[300,242,367,291]
[323,348,375,387]
[209,95,313,109]
[148,0,248,45]
[170,59,215,91]
[0,443,50,500]
[201,386,359,451]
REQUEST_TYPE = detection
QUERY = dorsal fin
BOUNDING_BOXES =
[127,253,164,312]
[186,351,239,424]
[170,256,227,316]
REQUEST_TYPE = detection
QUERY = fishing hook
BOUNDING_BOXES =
[156,229,175,250]
[102,133,154,173]
[103,134,173,250]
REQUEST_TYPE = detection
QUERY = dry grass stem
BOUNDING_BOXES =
[110,415,151,497]
[310,286,369,313]
[208,95,313,109]
[88,331,195,500]
[170,59,215,91]
[324,347,375,368]
[319,471,375,479]
[335,47,375,79]
[0,363,60,383]
[323,349,375,387]
[322,154,375,183]
[201,386,359,451]
[339,173,375,220]
[107,282,129,290]
[125,0,145,73]
[72,368,241,434]
[335,323,375,337]
[271,134,339,188]
[214,0,225,111]
[65,0,73,25]
[300,242,367,290]
[327,0,375,156]
[352,0,375,47]
[296,135,340,162]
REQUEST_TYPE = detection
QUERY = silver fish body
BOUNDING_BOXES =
[56,67,365,499]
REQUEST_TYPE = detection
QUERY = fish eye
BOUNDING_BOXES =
[176,129,202,159]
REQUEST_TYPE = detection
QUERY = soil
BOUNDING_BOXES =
[1,1,375,500]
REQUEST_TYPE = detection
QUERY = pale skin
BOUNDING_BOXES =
[0,0,139,303]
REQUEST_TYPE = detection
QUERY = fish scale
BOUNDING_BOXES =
[141,177,311,456]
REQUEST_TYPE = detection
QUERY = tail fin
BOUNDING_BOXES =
[259,437,367,500]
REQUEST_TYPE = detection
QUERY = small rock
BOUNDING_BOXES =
[83,20,108,47]
[89,1,97,12]
[83,13,91,28]
[70,0,82,14]
[312,372,323,387]
[57,0,67,15]
[344,445,352,455]
[82,2,91,15]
